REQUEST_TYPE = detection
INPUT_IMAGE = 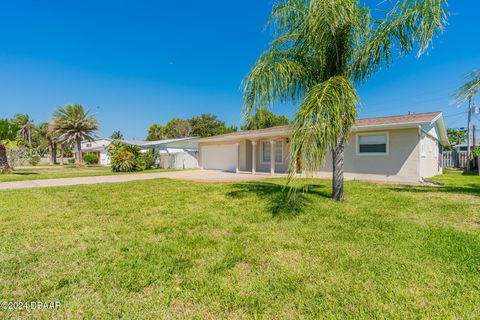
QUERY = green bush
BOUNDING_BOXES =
[111,150,137,172]
[83,153,99,165]
[108,142,157,172]
[28,155,41,166]
[68,158,76,164]
[137,152,156,170]
[472,147,480,158]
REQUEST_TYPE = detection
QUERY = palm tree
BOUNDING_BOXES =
[243,0,448,201]
[454,69,480,167]
[52,104,99,164]
[111,130,124,140]
[13,113,34,145]
[0,119,20,173]
[36,122,58,165]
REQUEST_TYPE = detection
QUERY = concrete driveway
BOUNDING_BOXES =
[0,170,280,190]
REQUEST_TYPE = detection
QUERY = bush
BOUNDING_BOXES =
[28,155,41,166]
[137,152,156,170]
[83,153,99,165]
[111,150,137,172]
[68,158,75,164]
[108,142,157,172]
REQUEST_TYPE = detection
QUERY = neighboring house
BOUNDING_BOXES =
[197,112,449,183]
[76,137,199,168]
[454,142,480,152]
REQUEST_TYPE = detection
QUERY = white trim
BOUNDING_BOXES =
[356,132,389,156]
[260,140,284,165]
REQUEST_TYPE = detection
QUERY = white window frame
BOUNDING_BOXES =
[356,132,389,156]
[260,140,284,165]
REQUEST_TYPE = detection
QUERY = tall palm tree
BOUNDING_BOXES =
[52,104,99,164]
[454,68,480,167]
[36,122,58,165]
[0,119,20,173]
[243,0,448,201]
[13,113,34,145]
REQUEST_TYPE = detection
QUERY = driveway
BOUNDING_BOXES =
[0,170,280,190]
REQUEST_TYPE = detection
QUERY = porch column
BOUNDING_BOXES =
[251,140,257,175]
[270,140,276,176]
[235,142,240,174]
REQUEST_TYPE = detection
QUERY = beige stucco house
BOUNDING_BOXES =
[197,112,449,183]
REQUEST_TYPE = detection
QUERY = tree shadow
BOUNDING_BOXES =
[387,183,480,197]
[226,181,330,217]
[12,172,38,176]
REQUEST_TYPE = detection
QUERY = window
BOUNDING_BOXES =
[357,133,388,155]
[261,141,283,164]
[86,143,92,148]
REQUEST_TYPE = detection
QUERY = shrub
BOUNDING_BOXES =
[28,155,41,166]
[68,158,75,164]
[108,142,156,172]
[111,150,137,172]
[137,152,156,170]
[83,153,99,165]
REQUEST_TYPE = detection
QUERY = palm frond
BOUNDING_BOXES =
[242,49,313,117]
[352,0,448,83]
[288,76,358,177]
[454,69,480,104]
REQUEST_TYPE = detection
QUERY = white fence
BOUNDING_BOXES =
[158,151,198,169]
[442,151,468,168]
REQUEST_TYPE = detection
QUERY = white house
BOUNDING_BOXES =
[77,137,199,168]
[197,112,449,183]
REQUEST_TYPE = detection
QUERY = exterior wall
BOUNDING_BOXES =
[419,133,441,178]
[318,128,421,183]
[99,150,111,165]
[254,138,290,173]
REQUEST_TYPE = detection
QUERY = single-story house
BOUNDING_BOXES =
[76,137,199,168]
[197,112,449,183]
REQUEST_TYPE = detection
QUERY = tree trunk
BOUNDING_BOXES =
[76,139,83,164]
[49,142,54,165]
[60,144,64,165]
[0,144,10,173]
[332,138,345,201]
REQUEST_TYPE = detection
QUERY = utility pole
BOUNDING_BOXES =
[466,96,472,171]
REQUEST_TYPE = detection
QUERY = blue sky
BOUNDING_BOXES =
[0,0,479,139]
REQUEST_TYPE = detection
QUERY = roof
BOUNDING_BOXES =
[198,111,449,146]
[355,112,442,127]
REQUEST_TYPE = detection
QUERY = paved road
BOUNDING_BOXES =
[0,170,275,190]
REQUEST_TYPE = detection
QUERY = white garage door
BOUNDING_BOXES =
[202,144,237,172]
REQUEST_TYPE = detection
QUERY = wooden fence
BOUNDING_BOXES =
[442,151,468,168]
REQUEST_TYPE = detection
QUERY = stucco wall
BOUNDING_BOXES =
[419,133,441,178]
[318,128,421,182]
[254,138,291,173]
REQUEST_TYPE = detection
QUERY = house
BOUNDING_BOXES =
[197,112,449,183]
[77,137,199,168]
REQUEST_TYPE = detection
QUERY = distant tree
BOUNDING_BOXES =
[146,124,166,141]
[189,113,237,137]
[36,122,58,165]
[51,104,99,164]
[164,118,190,138]
[445,128,467,151]
[13,113,34,145]
[0,119,20,173]
[111,131,124,140]
[241,109,289,131]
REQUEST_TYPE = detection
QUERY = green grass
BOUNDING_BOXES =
[0,166,178,182]
[0,171,479,318]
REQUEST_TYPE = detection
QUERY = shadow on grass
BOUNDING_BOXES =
[226,181,330,217]
[12,172,39,176]
[388,183,480,197]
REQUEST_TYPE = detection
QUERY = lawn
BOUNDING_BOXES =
[0,166,177,182]
[0,170,479,318]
